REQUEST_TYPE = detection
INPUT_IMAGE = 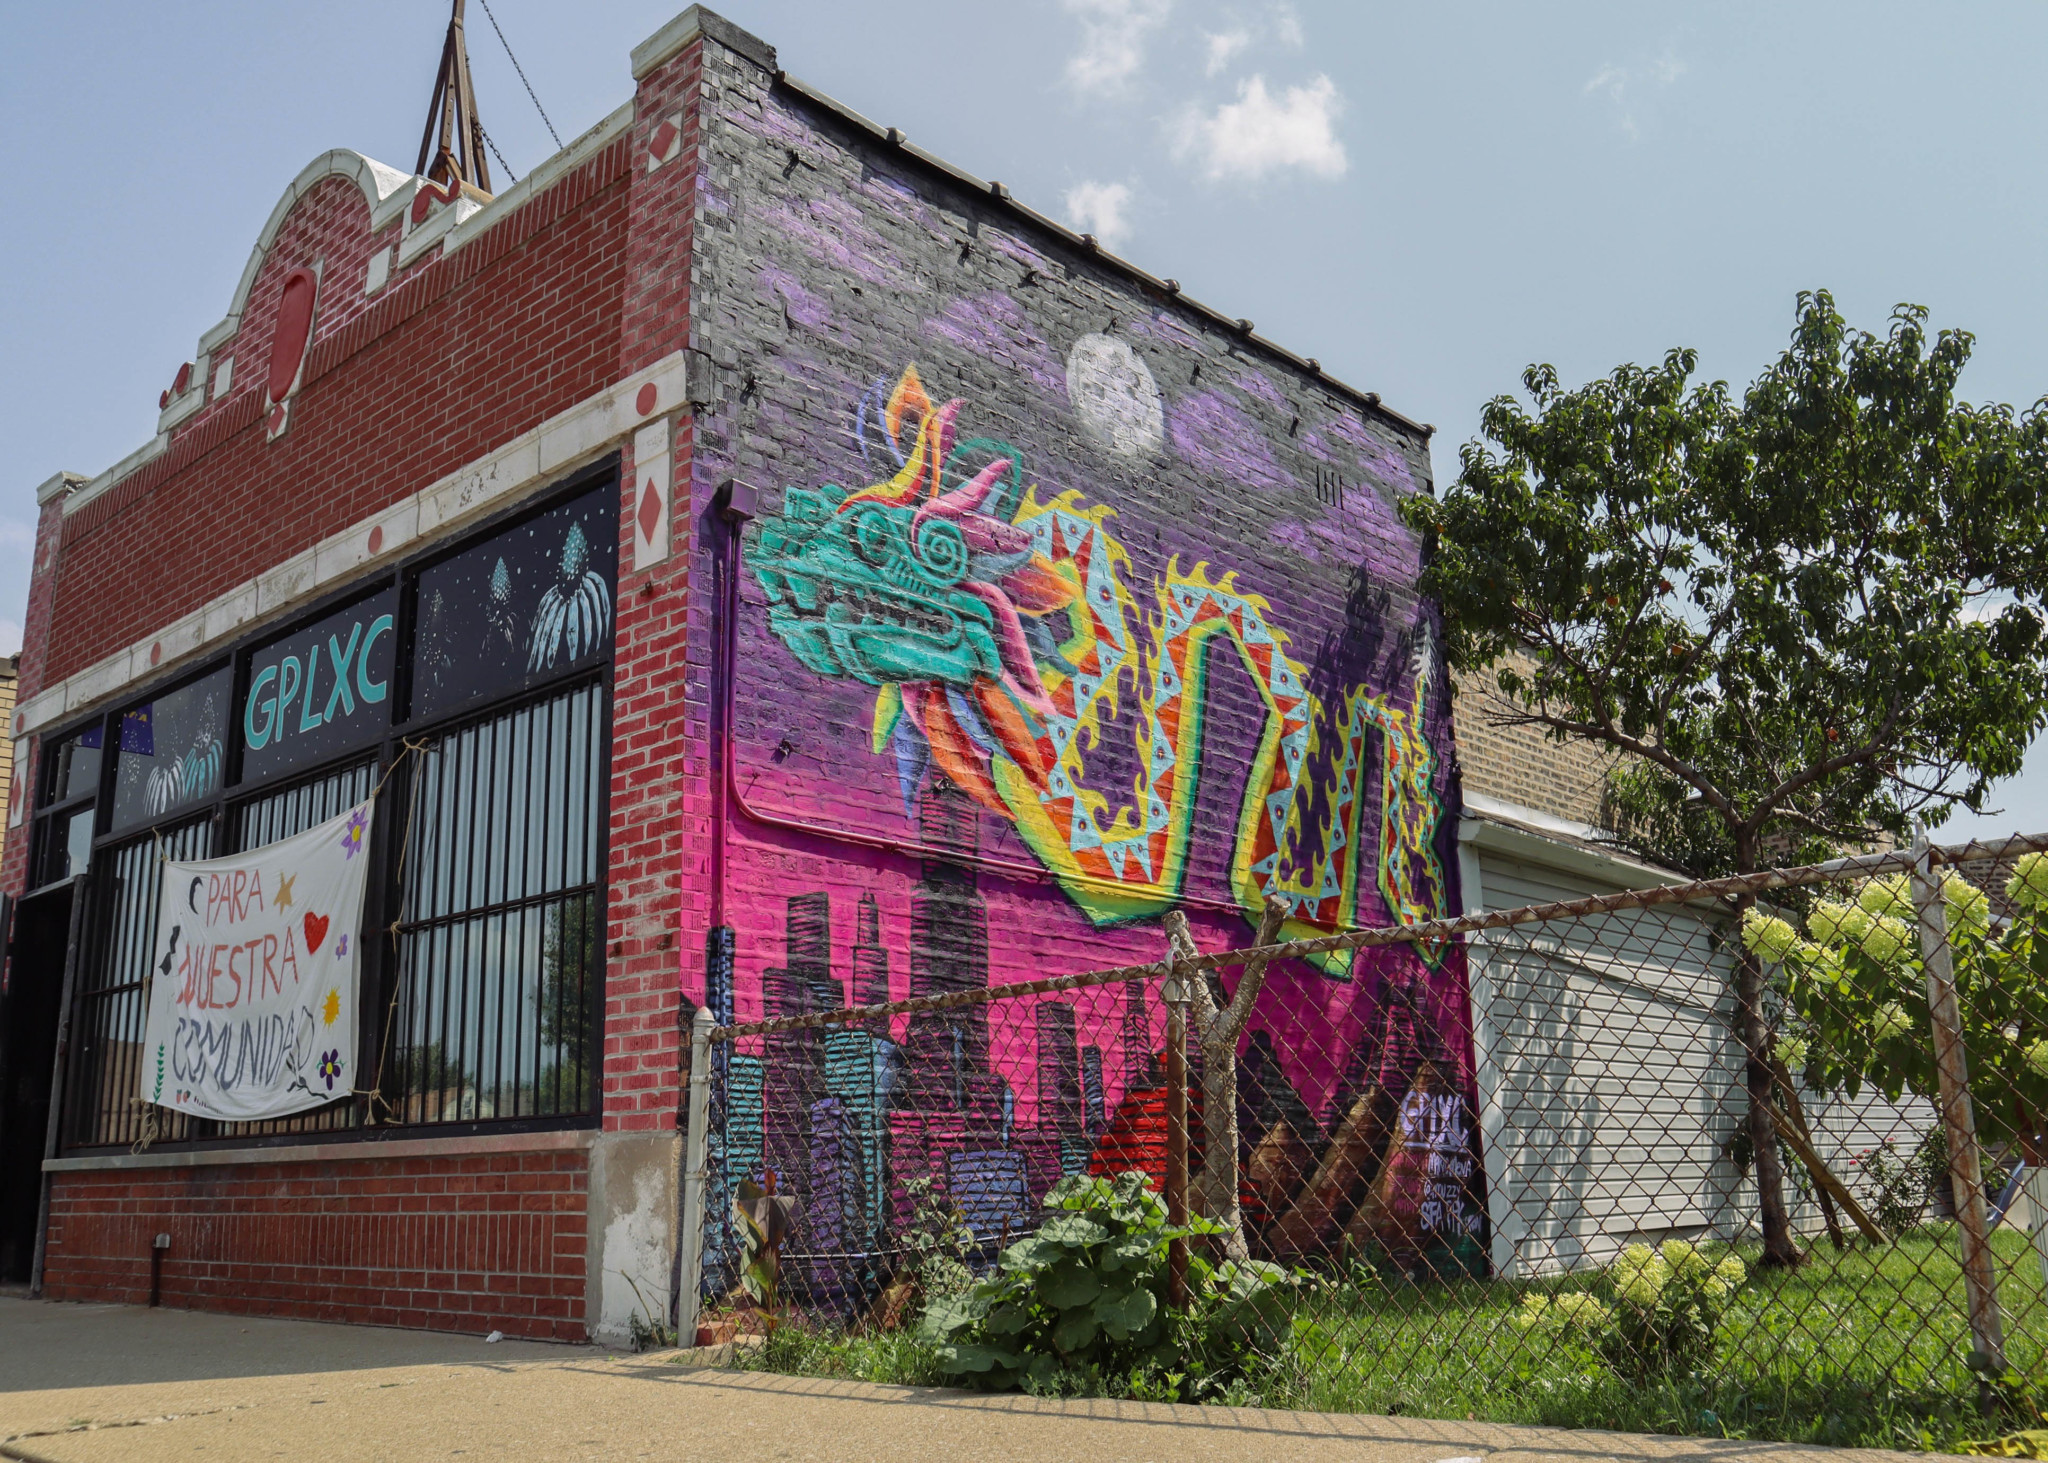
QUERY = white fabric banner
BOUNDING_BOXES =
[139,798,375,1121]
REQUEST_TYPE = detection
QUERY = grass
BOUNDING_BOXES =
[720,1223,2048,1453]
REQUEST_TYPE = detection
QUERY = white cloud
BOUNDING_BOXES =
[1203,28,1249,76]
[1064,180,1136,249]
[1173,74,1347,183]
[0,619,22,656]
[1272,1,1304,48]
[1063,0,1173,95]
[1583,47,1687,139]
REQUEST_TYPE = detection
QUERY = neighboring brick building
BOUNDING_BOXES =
[1452,668,1614,830]
[2,8,1500,1337]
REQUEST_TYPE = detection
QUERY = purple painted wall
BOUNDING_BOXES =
[681,31,1483,1302]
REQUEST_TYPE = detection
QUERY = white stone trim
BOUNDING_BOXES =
[154,353,210,435]
[396,190,483,270]
[62,435,169,517]
[631,10,708,78]
[15,353,689,741]
[34,471,86,507]
[43,1125,597,1173]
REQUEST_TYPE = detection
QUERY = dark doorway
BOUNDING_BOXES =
[0,885,71,1284]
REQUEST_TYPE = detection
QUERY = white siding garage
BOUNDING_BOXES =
[1457,795,1934,1278]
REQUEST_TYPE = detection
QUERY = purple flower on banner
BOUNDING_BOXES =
[335,934,349,958]
[319,1050,342,1090]
[341,808,368,860]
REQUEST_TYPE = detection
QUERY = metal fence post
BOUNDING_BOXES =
[1162,962,1190,1310]
[1910,833,2008,1384]
[676,1007,715,1349]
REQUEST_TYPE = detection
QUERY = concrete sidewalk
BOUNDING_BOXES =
[0,1297,1922,1463]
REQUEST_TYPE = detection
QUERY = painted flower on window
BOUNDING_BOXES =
[318,1050,343,1090]
[528,520,612,670]
[485,556,521,655]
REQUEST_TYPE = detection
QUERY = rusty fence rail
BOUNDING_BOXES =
[676,829,2048,1448]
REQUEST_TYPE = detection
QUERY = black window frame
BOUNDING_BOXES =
[47,456,619,1155]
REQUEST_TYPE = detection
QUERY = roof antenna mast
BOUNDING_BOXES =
[417,0,492,194]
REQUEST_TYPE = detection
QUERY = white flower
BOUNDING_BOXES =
[2010,853,2048,912]
[1944,874,1990,931]
[1612,1243,1671,1307]
[1742,910,1800,962]
[1807,900,1865,948]
[1858,875,1913,920]
[1859,916,1914,965]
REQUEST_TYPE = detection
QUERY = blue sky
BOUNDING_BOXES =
[4,0,2047,838]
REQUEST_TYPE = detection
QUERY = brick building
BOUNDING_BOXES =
[0,7,1518,1338]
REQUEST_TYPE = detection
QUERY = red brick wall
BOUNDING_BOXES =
[600,36,701,1135]
[41,1148,590,1340]
[13,23,725,1341]
[46,139,633,683]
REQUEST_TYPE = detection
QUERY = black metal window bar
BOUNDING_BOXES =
[386,680,604,1126]
[60,818,214,1149]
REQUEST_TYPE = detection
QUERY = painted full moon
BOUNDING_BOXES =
[1066,333,1164,459]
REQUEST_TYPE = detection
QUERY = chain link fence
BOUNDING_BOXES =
[677,832,2048,1448]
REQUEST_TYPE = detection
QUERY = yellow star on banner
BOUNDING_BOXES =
[276,873,296,911]
[322,988,340,1025]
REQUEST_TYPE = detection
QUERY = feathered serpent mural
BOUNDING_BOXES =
[744,365,1449,969]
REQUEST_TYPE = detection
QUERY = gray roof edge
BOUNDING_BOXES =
[768,69,1434,449]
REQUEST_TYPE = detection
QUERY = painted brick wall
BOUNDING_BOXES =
[679,26,1486,1283]
[41,1148,589,1339]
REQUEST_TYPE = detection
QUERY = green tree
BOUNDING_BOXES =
[1401,291,2048,1265]
[1750,864,2048,1160]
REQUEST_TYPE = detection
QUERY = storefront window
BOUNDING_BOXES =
[43,729,101,805]
[53,464,617,1149]
[412,484,616,722]
[108,665,232,833]
[239,589,397,784]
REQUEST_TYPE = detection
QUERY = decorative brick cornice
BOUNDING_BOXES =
[18,351,688,740]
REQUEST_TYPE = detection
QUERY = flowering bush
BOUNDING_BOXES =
[1741,866,2048,1148]
[1514,1241,1746,1380]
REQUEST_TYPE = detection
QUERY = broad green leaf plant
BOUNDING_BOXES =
[1744,857,2048,1150]
[918,1172,1293,1396]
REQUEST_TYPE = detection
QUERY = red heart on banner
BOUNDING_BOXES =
[303,912,329,953]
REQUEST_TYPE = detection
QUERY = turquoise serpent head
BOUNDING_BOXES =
[744,483,1005,689]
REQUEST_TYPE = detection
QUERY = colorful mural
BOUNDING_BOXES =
[707,345,1485,1310]
[745,366,1449,972]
